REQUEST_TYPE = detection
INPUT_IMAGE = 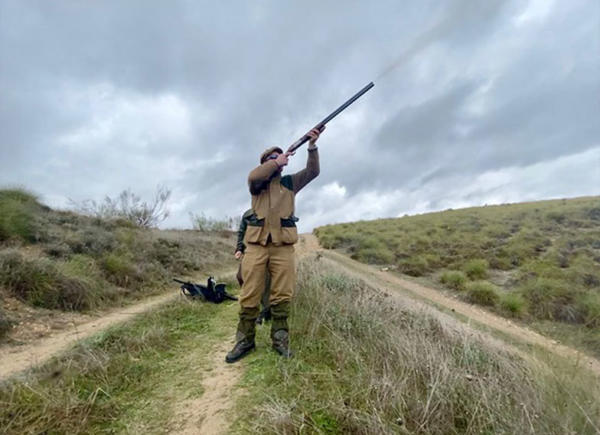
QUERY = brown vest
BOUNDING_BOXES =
[244,175,297,246]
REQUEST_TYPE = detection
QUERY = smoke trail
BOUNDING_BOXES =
[375,0,505,81]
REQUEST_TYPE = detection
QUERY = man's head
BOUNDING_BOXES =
[260,146,284,164]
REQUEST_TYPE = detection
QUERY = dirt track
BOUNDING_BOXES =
[0,292,178,381]
[1,233,597,388]
[302,234,600,377]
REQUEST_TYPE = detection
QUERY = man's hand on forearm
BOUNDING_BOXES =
[307,126,325,148]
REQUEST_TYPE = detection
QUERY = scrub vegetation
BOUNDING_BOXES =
[0,295,240,433]
[315,197,600,356]
[3,260,597,434]
[234,260,599,434]
[0,188,235,332]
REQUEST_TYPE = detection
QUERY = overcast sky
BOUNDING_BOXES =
[1,0,598,231]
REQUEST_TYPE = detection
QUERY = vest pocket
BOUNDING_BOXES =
[280,217,298,244]
[245,214,264,244]
[280,227,298,244]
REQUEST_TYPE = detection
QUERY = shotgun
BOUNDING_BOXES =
[286,82,375,153]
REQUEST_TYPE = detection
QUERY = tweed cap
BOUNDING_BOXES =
[260,146,284,164]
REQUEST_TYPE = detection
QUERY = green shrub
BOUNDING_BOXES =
[61,254,105,282]
[398,255,430,277]
[65,227,117,256]
[0,190,39,242]
[44,242,72,258]
[0,189,39,203]
[354,246,395,264]
[519,278,584,324]
[463,259,489,280]
[500,293,527,317]
[440,270,467,291]
[466,281,500,306]
[546,211,566,224]
[576,292,600,328]
[101,253,141,288]
[0,250,102,311]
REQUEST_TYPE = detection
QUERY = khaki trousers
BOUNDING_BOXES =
[239,243,295,308]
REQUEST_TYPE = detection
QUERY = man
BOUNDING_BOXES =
[235,208,271,324]
[226,127,323,363]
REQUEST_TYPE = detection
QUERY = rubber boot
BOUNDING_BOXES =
[270,302,293,358]
[226,307,259,363]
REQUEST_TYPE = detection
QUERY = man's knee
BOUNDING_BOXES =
[240,306,260,320]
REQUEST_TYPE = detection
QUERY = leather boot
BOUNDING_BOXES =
[270,302,292,358]
[226,307,259,363]
[272,329,293,358]
[225,331,255,363]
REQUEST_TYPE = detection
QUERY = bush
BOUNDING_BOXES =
[398,255,430,277]
[519,278,584,324]
[500,293,527,318]
[440,270,467,291]
[0,189,40,242]
[65,226,117,256]
[354,246,395,264]
[71,186,171,228]
[466,281,500,306]
[576,292,600,328]
[0,250,103,311]
[463,258,489,280]
[44,242,72,258]
[190,213,234,232]
[101,253,141,288]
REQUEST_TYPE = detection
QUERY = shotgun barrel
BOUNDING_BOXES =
[286,81,374,153]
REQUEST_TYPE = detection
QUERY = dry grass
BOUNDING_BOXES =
[315,197,600,356]
[235,259,600,434]
[0,291,240,434]
[0,188,236,314]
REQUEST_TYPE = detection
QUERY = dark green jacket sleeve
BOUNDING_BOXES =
[236,216,248,253]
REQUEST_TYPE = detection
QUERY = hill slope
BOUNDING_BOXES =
[0,188,236,344]
[2,244,598,434]
[315,197,600,356]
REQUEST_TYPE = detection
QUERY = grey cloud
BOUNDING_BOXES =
[0,0,598,229]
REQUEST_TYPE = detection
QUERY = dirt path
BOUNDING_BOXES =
[168,237,322,434]
[0,292,178,381]
[302,234,600,376]
[171,340,244,435]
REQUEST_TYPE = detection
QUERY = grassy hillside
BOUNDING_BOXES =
[235,259,599,434]
[3,259,597,433]
[0,188,236,339]
[314,197,600,356]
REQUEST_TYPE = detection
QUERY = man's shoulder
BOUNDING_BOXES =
[280,175,293,191]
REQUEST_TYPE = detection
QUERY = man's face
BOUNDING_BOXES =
[266,152,282,172]
[266,152,280,162]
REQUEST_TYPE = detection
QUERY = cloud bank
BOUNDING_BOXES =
[1,0,598,231]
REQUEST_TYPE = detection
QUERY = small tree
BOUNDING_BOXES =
[190,213,238,232]
[72,185,171,228]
